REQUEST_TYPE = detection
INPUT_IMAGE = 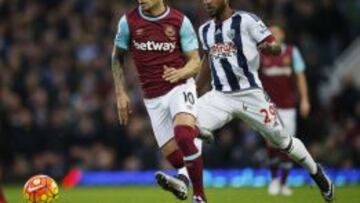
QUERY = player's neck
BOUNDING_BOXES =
[216,6,234,22]
[143,3,167,17]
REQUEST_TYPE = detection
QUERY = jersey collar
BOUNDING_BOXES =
[138,6,170,21]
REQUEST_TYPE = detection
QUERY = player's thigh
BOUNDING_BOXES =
[235,89,290,148]
[277,108,297,137]
[169,79,197,126]
[197,90,233,132]
[144,97,174,149]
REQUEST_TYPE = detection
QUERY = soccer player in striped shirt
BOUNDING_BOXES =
[158,0,334,202]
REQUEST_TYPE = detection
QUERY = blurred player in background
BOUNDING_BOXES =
[157,0,334,202]
[0,186,6,203]
[0,189,6,203]
[112,0,207,202]
[0,170,6,203]
[260,25,310,196]
[0,161,7,203]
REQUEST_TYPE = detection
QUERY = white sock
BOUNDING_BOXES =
[178,166,189,178]
[287,137,317,174]
[178,138,203,179]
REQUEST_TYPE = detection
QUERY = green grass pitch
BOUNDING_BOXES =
[4,185,360,203]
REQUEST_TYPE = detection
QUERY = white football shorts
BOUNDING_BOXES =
[144,78,197,147]
[196,88,286,139]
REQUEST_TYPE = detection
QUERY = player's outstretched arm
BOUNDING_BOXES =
[162,50,201,83]
[245,13,281,56]
[196,54,211,95]
[111,46,132,126]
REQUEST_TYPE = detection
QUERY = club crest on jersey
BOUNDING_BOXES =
[164,25,176,40]
[136,28,144,36]
[210,43,237,59]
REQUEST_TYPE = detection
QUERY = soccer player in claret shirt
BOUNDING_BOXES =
[111,0,207,202]
[157,0,334,202]
[259,25,310,196]
[0,186,6,203]
[0,163,7,203]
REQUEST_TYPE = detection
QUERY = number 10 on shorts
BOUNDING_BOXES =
[183,92,195,105]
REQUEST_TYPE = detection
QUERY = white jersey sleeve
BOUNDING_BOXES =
[243,13,271,43]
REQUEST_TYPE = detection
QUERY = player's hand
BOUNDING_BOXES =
[116,92,132,126]
[300,99,310,118]
[258,41,281,55]
[258,42,273,55]
[162,65,186,83]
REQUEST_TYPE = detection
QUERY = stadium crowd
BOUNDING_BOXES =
[0,0,359,181]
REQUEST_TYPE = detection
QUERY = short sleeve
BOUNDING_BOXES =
[114,15,130,50]
[292,46,306,73]
[180,16,199,52]
[245,13,272,43]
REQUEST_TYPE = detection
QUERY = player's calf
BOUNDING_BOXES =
[166,148,185,169]
[263,125,318,175]
[270,132,335,201]
[174,125,207,201]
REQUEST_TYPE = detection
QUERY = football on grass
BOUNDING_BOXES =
[23,175,59,203]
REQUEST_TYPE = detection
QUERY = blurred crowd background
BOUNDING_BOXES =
[0,0,359,181]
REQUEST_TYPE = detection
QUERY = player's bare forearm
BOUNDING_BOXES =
[111,46,132,125]
[196,54,211,95]
[111,47,128,94]
[162,50,201,83]
[180,50,201,78]
[296,72,311,117]
[296,73,309,103]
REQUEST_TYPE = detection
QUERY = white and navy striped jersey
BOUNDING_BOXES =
[199,11,272,92]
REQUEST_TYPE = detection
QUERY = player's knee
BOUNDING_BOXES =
[174,125,198,155]
[265,126,290,150]
[174,125,194,147]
